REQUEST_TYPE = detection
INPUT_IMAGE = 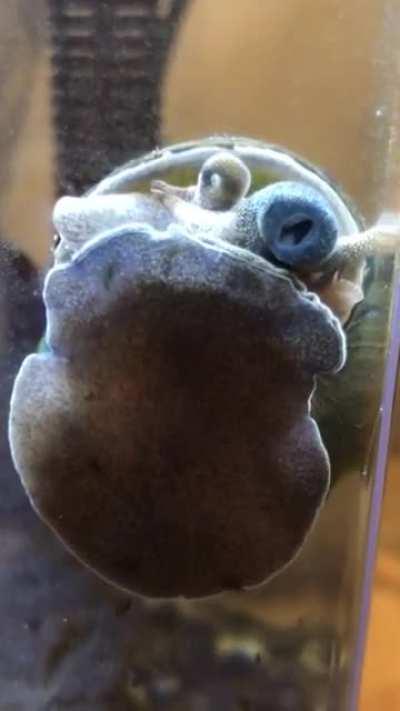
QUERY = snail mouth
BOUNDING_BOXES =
[280,218,313,246]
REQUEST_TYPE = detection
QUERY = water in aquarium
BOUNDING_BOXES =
[0,2,399,710]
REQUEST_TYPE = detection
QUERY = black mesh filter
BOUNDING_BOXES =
[48,0,188,194]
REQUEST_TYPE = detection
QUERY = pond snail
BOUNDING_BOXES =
[8,141,400,599]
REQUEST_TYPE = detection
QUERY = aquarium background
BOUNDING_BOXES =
[0,1,399,709]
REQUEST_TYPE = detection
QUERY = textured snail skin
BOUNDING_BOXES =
[53,193,172,263]
[230,183,338,270]
[54,153,251,263]
[9,224,345,599]
[152,151,252,211]
[158,181,339,272]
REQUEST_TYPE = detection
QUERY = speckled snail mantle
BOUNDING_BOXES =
[9,220,345,599]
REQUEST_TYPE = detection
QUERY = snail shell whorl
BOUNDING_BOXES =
[194,151,251,210]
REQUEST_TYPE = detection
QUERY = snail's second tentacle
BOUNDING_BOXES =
[323,224,400,273]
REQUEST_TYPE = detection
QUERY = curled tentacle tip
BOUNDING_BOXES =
[196,151,251,210]
[150,179,170,195]
[150,151,251,214]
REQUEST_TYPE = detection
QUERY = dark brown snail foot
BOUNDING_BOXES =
[9,224,345,599]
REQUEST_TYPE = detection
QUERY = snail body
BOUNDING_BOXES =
[9,139,399,599]
[157,180,400,324]
[157,180,340,273]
